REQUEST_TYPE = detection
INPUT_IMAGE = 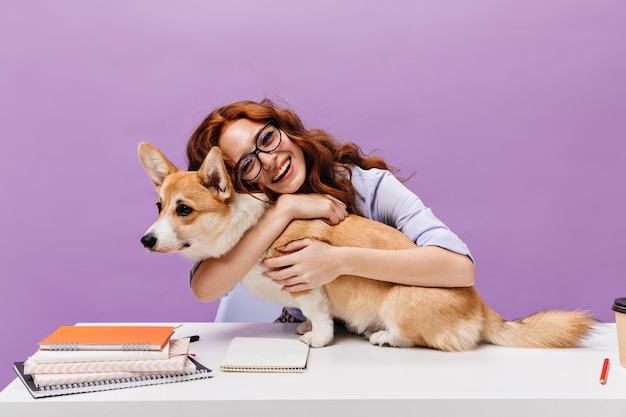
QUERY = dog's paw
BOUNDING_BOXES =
[295,321,312,335]
[369,330,415,348]
[299,331,333,348]
[369,330,391,346]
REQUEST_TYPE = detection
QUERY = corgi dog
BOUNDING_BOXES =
[138,142,595,350]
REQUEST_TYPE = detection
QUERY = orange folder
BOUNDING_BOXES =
[38,325,175,351]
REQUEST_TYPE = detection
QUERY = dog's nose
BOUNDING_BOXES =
[141,234,157,249]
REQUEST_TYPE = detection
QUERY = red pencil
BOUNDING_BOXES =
[600,358,610,385]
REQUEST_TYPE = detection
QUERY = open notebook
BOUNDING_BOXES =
[220,337,310,373]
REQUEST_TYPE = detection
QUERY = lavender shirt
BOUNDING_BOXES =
[350,166,472,261]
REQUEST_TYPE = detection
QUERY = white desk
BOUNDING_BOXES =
[1,322,625,417]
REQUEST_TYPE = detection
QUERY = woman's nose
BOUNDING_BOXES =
[258,152,276,169]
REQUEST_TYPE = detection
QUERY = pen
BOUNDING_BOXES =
[600,358,610,385]
[184,335,200,343]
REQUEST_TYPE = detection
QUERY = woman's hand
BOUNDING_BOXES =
[260,194,348,292]
[262,238,343,292]
[275,194,348,225]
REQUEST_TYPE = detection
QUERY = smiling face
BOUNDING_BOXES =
[219,118,307,195]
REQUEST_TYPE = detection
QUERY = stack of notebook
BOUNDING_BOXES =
[13,325,212,398]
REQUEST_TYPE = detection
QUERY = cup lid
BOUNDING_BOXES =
[612,298,626,314]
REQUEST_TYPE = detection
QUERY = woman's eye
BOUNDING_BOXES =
[240,156,256,175]
[260,130,276,147]
[176,204,193,216]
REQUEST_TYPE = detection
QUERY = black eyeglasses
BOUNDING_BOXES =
[235,120,282,182]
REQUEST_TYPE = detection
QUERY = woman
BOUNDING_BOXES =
[186,99,475,321]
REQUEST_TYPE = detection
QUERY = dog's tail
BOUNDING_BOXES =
[481,306,595,348]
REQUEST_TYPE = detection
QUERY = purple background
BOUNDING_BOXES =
[1,1,624,389]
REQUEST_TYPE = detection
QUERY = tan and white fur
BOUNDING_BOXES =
[138,142,595,350]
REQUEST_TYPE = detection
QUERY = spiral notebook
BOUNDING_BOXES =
[34,343,170,364]
[13,356,212,398]
[220,337,310,373]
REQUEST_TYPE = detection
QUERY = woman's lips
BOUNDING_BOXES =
[272,158,291,183]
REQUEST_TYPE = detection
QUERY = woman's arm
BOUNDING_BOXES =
[263,239,475,292]
[189,194,348,302]
[343,245,475,287]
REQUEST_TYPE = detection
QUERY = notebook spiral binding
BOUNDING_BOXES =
[46,342,154,351]
[40,368,211,391]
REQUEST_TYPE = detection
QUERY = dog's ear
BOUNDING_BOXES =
[197,146,231,200]
[137,142,179,191]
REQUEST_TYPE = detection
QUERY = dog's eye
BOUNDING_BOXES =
[156,202,162,213]
[176,204,193,217]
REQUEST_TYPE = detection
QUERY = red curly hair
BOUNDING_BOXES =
[186,99,393,214]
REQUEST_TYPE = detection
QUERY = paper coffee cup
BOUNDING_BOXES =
[612,298,626,367]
